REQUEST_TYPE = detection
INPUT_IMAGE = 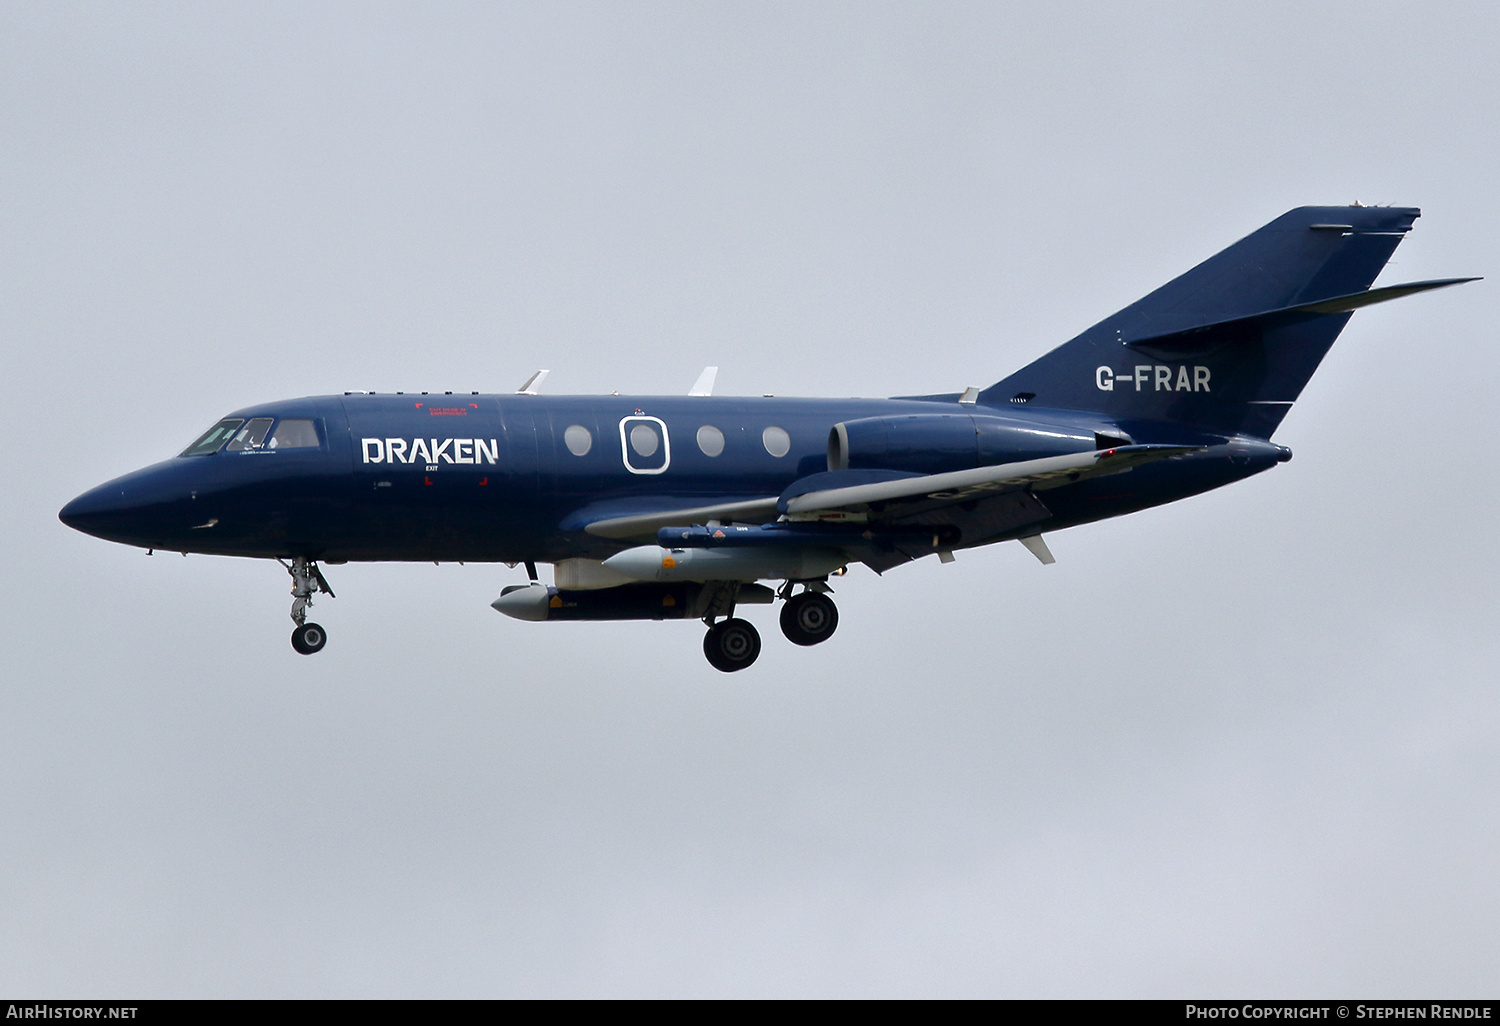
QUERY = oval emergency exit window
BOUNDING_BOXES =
[619,416,670,475]
[630,424,659,457]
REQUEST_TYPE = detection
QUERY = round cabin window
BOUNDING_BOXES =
[563,424,592,456]
[697,425,725,457]
[762,426,791,458]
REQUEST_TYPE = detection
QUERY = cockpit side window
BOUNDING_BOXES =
[225,417,274,452]
[181,419,244,457]
[267,418,321,449]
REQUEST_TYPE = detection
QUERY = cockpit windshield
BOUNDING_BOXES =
[181,419,244,456]
[268,418,320,448]
[181,416,323,456]
[225,418,274,451]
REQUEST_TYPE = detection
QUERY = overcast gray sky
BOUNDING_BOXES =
[2,0,1497,997]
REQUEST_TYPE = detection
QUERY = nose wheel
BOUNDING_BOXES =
[779,590,838,646]
[282,557,335,655]
[703,617,762,672]
[291,622,327,654]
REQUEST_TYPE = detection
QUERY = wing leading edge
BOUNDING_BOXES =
[780,444,1198,519]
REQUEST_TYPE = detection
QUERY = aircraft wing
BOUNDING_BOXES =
[575,445,1196,570]
[781,444,1197,520]
[781,444,1199,571]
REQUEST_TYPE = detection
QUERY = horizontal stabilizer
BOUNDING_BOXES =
[1289,276,1480,314]
[1126,277,1481,355]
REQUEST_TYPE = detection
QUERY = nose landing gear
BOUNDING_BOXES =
[282,557,334,655]
[291,621,327,655]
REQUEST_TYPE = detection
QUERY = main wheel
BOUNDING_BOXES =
[703,617,762,672]
[779,592,838,646]
[291,622,327,655]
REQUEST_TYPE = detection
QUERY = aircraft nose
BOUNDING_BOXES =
[59,463,194,545]
[60,486,129,537]
[59,480,137,538]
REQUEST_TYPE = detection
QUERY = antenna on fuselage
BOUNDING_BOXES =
[1018,534,1056,565]
[517,369,549,395]
[688,366,718,397]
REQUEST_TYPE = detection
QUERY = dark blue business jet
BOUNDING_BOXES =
[60,206,1476,670]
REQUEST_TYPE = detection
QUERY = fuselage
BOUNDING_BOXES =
[59,391,1285,565]
[53,205,1462,669]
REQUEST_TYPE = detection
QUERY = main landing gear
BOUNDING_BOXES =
[779,589,839,646]
[283,557,334,655]
[703,618,761,673]
[699,583,840,672]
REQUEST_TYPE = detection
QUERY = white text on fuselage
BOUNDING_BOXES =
[1096,365,1211,392]
[361,438,499,467]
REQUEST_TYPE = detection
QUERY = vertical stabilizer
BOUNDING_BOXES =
[981,206,1423,437]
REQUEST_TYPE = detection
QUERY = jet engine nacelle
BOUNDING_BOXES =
[827,412,1094,474]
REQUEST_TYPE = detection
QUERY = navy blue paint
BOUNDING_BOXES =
[978,205,1423,435]
[59,206,1466,589]
[60,392,1257,564]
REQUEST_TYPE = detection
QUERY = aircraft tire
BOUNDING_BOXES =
[703,618,761,672]
[779,592,838,646]
[291,622,327,655]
